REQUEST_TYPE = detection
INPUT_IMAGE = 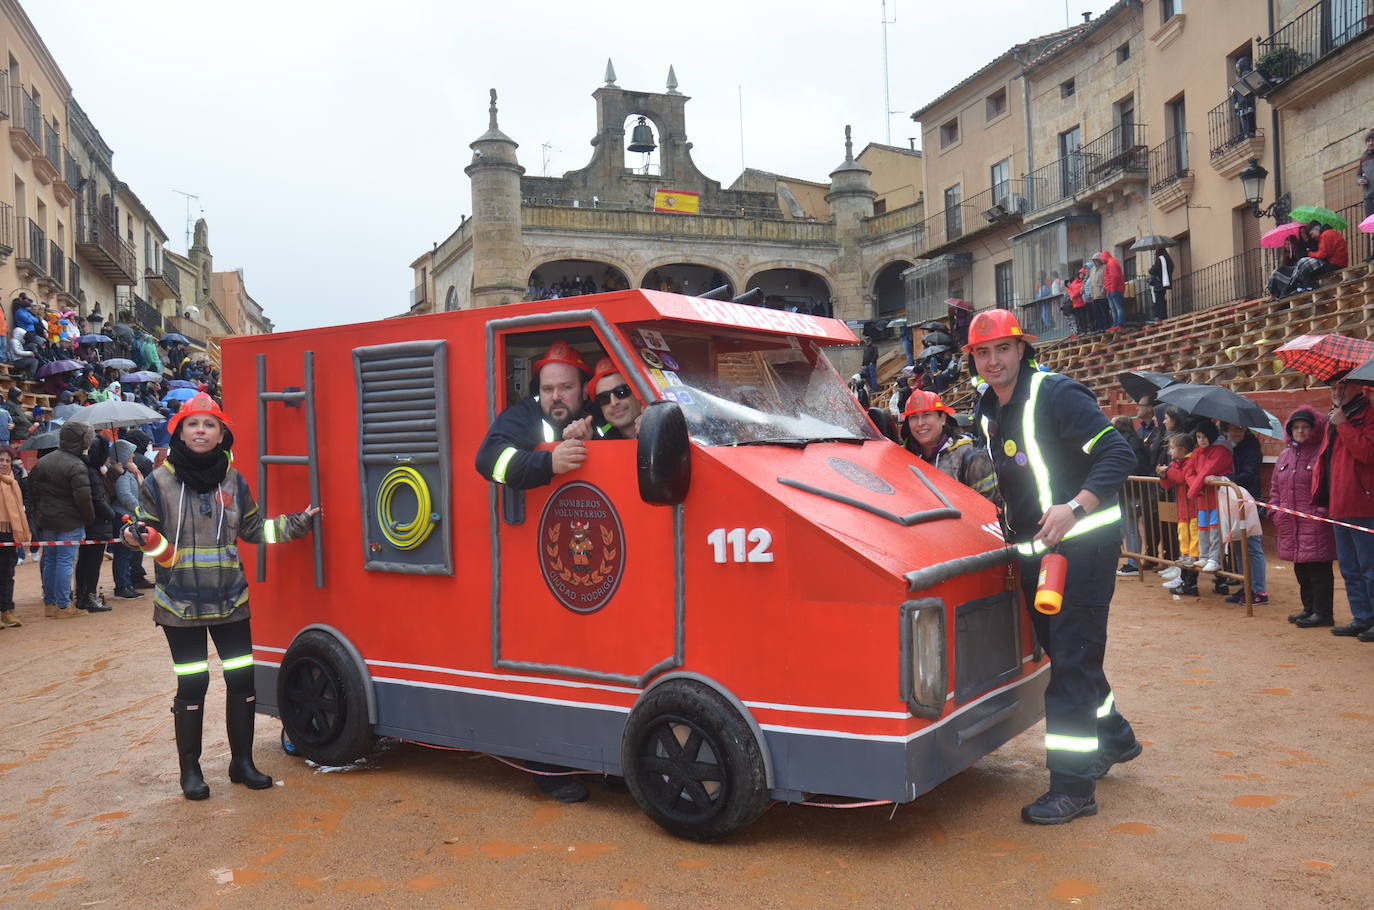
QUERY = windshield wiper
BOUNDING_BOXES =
[809,436,866,445]
[736,438,810,448]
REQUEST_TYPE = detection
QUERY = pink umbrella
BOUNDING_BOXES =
[945,297,972,311]
[1260,222,1305,248]
[1360,213,1374,234]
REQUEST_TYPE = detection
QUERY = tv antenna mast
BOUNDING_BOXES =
[882,1,901,145]
[172,189,201,250]
[541,142,561,177]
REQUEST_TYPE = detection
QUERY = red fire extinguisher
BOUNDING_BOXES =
[1034,548,1067,615]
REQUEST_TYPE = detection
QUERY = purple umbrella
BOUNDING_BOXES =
[120,371,162,384]
[36,360,84,378]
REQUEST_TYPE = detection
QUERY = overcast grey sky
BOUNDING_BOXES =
[27,0,1119,332]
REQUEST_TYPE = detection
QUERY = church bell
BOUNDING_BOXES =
[628,116,657,153]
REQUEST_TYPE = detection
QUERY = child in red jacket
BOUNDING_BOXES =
[1158,432,1200,594]
[1189,420,1234,574]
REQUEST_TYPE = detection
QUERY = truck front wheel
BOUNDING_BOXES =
[277,631,376,767]
[621,680,769,841]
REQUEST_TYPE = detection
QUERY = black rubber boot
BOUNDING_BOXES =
[171,699,210,800]
[226,693,273,789]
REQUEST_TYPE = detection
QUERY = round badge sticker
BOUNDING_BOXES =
[537,482,626,614]
[659,352,680,371]
[1003,440,1018,457]
[1014,451,1028,467]
[640,348,664,370]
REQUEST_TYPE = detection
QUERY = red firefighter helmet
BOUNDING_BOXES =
[900,390,956,421]
[533,340,592,377]
[585,357,626,399]
[167,392,233,435]
[961,308,1037,351]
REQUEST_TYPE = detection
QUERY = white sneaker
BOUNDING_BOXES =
[1200,560,1221,573]
[1160,566,1182,580]
[1163,577,1184,590]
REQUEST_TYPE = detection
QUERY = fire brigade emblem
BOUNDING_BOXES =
[538,482,626,613]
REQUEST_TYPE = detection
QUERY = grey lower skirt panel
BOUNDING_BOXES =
[765,667,1050,803]
[254,663,1048,804]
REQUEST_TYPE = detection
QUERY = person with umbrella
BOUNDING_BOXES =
[1221,422,1268,603]
[1187,420,1234,576]
[1147,247,1174,323]
[121,393,320,800]
[1312,375,1374,640]
[966,308,1140,825]
[1276,222,1348,298]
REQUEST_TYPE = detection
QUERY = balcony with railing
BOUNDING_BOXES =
[121,293,165,335]
[48,241,65,292]
[76,206,138,284]
[1149,133,1194,211]
[164,314,206,346]
[15,217,46,281]
[53,146,80,206]
[0,69,9,120]
[1077,123,1149,204]
[67,261,82,304]
[410,281,427,310]
[8,83,40,162]
[1207,97,1265,177]
[145,255,180,300]
[1254,0,1374,101]
[33,116,60,185]
[0,201,12,265]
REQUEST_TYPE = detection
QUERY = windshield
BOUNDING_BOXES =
[624,323,881,446]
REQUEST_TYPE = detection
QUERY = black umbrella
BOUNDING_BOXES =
[1156,383,1271,430]
[1118,370,1179,402]
[159,333,190,346]
[919,320,950,332]
[918,344,952,359]
[1346,357,1374,385]
[18,430,60,451]
[1128,234,1178,252]
[922,331,955,349]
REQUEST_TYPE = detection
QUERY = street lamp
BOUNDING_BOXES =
[87,304,104,331]
[1239,158,1290,221]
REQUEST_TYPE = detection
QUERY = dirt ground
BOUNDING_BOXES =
[1,549,1371,910]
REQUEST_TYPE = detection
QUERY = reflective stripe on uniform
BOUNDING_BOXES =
[1045,732,1099,752]
[173,660,210,676]
[542,420,556,443]
[1096,691,1115,718]
[221,654,254,671]
[1082,425,1112,455]
[263,518,278,545]
[1013,505,1124,556]
[490,446,518,485]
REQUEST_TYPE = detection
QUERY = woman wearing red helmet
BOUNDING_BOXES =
[122,392,320,801]
[900,390,1000,504]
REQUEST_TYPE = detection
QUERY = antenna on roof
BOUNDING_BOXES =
[881,1,898,145]
[172,189,200,251]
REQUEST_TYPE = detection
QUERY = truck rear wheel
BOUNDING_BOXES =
[277,631,376,767]
[621,680,769,841]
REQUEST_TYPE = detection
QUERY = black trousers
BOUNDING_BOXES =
[74,541,104,600]
[162,618,256,702]
[1019,530,1135,797]
[0,531,16,611]
[1294,561,1335,618]
[1151,286,1168,321]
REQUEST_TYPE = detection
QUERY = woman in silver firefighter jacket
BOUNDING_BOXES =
[123,392,318,801]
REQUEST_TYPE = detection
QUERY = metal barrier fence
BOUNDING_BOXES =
[1119,475,1258,616]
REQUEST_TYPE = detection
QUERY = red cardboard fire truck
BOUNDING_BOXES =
[223,288,1047,841]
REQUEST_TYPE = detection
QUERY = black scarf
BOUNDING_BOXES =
[167,434,232,494]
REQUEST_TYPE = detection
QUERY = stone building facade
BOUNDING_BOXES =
[413,66,929,369]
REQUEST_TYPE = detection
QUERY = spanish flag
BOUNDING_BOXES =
[654,188,700,215]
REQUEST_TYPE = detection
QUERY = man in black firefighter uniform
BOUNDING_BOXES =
[967,308,1142,825]
[475,340,595,490]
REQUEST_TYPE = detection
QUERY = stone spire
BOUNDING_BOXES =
[471,88,518,153]
[666,65,680,95]
[604,58,617,86]
[827,124,875,209]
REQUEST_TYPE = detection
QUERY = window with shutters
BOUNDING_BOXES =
[353,339,452,574]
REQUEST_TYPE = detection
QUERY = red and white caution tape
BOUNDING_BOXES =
[1257,501,1374,535]
[0,537,121,548]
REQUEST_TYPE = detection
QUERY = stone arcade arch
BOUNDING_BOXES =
[872,259,914,320]
[743,267,834,317]
[527,259,631,300]
[638,263,734,298]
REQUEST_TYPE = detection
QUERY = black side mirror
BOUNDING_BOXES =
[637,401,691,505]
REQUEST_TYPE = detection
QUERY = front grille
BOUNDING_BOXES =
[953,591,1021,703]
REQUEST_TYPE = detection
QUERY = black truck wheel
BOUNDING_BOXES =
[277,631,376,767]
[621,680,769,841]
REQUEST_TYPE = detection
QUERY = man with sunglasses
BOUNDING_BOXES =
[582,358,643,440]
[476,340,596,491]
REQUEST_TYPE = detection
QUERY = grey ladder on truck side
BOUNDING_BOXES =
[256,351,324,587]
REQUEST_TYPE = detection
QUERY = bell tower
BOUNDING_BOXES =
[465,89,527,309]
[826,126,876,323]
